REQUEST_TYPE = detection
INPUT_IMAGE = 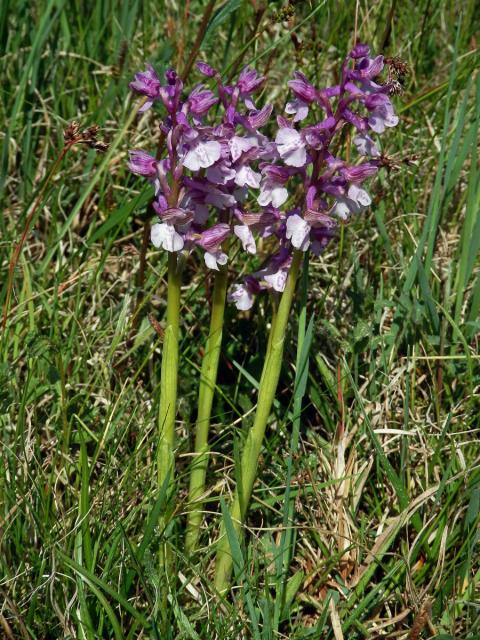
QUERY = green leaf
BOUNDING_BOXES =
[219,497,261,640]
[203,0,243,45]
[281,570,304,620]
[59,552,150,629]
[89,185,152,244]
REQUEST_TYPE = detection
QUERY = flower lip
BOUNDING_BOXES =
[353,133,380,157]
[285,213,311,251]
[183,140,222,171]
[285,98,309,123]
[234,224,256,254]
[151,222,184,252]
[204,250,228,270]
[255,248,292,292]
[228,277,259,310]
[368,102,399,133]
[275,127,307,167]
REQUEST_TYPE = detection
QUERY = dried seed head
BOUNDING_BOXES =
[378,153,418,172]
[91,140,109,153]
[273,4,295,22]
[385,56,410,78]
[388,79,404,95]
[64,121,108,152]
[383,56,410,95]
[64,120,81,143]
[83,125,100,139]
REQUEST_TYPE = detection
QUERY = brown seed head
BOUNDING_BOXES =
[385,56,410,78]
[64,121,81,143]
[91,140,109,153]
[83,125,100,139]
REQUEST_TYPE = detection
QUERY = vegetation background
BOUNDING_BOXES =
[1,0,479,638]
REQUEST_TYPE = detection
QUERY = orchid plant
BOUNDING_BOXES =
[128,62,274,555]
[128,43,401,594]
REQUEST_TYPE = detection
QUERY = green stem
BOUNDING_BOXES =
[157,251,181,501]
[156,252,181,629]
[214,250,303,593]
[185,265,229,552]
[274,254,309,627]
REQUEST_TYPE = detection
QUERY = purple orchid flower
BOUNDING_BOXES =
[227,43,401,309]
[128,150,158,177]
[129,65,161,112]
[228,276,260,311]
[128,62,276,269]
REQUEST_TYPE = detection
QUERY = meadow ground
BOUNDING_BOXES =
[1,1,479,638]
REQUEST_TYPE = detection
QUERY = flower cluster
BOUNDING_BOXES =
[128,44,399,304]
[228,43,400,309]
[128,63,275,270]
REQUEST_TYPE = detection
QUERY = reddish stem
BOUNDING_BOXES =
[2,142,73,333]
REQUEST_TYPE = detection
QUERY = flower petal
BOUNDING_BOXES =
[204,250,228,270]
[348,184,371,207]
[234,165,261,188]
[151,223,184,252]
[234,224,256,254]
[228,283,254,311]
[183,140,222,170]
[286,214,311,250]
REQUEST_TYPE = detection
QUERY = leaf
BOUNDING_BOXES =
[60,552,150,628]
[294,315,314,399]
[89,185,152,244]
[281,570,304,620]
[219,497,261,639]
[203,0,243,46]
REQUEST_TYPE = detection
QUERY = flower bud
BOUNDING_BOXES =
[350,43,370,59]
[196,61,217,77]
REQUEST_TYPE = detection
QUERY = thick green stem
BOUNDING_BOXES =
[185,266,229,552]
[158,251,181,496]
[214,250,303,593]
[157,252,181,624]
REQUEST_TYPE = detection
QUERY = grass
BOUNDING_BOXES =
[1,0,479,637]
